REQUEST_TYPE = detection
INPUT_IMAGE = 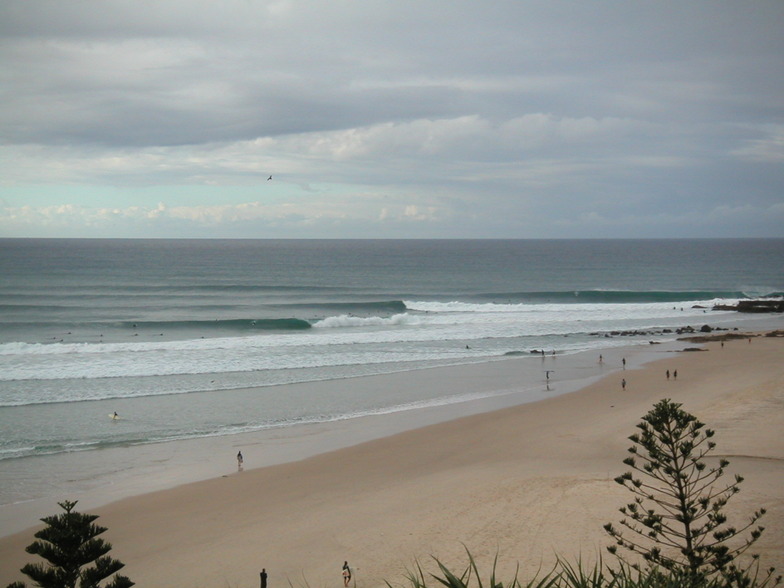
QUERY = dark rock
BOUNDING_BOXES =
[736,299,784,313]
[712,299,784,313]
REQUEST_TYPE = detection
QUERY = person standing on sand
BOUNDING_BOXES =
[666,370,670,380]
[673,370,678,380]
[342,561,351,587]
[622,357,626,369]
[260,568,267,588]
[621,378,626,390]
[237,451,243,469]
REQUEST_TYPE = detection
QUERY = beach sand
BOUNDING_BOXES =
[1,335,782,587]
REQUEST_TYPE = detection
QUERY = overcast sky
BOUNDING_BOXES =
[1,1,783,239]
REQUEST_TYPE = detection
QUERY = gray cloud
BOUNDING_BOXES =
[1,0,783,238]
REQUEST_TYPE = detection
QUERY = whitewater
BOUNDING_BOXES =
[0,297,762,404]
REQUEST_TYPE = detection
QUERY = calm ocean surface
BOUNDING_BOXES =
[1,238,782,493]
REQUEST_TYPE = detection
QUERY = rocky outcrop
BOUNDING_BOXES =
[587,325,732,339]
[713,299,784,313]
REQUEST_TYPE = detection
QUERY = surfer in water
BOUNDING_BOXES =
[112,412,119,420]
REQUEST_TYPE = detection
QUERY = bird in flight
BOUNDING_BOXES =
[267,175,272,181]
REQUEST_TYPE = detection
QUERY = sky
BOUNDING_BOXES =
[1,1,783,239]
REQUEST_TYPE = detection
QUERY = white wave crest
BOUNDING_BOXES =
[404,300,532,313]
[740,286,781,298]
[312,313,421,328]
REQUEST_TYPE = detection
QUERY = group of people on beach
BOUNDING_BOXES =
[611,355,681,391]
[257,561,352,588]
[620,367,679,391]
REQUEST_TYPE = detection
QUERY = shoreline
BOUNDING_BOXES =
[0,338,675,537]
[1,332,782,586]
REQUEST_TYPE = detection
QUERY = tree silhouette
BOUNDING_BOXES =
[6,500,133,588]
[604,399,778,587]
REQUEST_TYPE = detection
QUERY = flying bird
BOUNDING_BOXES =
[267,175,272,181]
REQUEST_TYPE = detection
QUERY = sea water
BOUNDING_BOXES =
[1,238,782,509]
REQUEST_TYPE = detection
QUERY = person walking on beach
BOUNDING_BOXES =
[666,370,670,380]
[237,451,243,469]
[342,561,351,587]
[622,357,626,369]
[673,370,678,380]
[621,378,626,390]
[260,568,267,588]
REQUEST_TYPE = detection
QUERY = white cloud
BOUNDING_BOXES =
[731,125,784,163]
[0,113,667,190]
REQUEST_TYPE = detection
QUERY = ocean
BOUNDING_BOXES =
[1,238,783,510]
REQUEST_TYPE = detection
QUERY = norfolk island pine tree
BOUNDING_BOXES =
[6,500,133,588]
[604,398,779,587]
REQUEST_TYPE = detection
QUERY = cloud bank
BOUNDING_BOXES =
[1,1,783,238]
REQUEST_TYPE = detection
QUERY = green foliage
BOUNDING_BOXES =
[390,548,547,588]
[604,399,779,587]
[389,552,778,588]
[6,500,134,588]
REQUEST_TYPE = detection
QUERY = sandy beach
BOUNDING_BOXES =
[1,334,782,587]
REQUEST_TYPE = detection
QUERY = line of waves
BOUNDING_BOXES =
[2,293,779,321]
[271,300,408,313]
[124,309,412,333]
[0,318,314,335]
[0,293,765,355]
[472,290,782,303]
[120,318,313,331]
[0,299,409,320]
